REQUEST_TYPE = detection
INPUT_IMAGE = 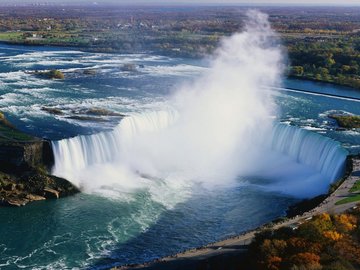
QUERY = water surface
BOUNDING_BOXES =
[0,44,359,269]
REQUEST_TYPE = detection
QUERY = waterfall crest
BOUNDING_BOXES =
[52,111,348,194]
[270,124,347,183]
[52,110,178,175]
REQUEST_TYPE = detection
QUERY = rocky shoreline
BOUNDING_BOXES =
[0,112,79,207]
[0,169,79,207]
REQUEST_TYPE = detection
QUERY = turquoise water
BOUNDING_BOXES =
[0,44,359,269]
[0,187,292,269]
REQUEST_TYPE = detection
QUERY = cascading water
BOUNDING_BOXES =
[52,110,179,176]
[52,111,348,196]
[270,124,348,183]
[51,11,348,201]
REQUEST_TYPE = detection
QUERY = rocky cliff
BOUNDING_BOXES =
[0,140,53,172]
[0,112,79,207]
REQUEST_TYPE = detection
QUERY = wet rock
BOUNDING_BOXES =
[41,107,64,115]
[34,69,65,80]
[83,107,125,117]
[0,172,79,207]
[83,69,97,75]
[6,198,29,207]
[3,183,16,191]
[121,63,136,72]
[26,194,46,201]
[43,188,60,199]
[66,115,108,122]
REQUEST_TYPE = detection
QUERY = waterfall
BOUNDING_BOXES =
[52,110,178,179]
[50,11,348,199]
[52,110,348,192]
[270,124,348,183]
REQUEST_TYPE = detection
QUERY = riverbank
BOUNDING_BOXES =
[113,155,360,270]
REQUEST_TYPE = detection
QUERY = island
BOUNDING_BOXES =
[329,114,360,129]
[34,69,65,79]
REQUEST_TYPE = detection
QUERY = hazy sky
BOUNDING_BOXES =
[4,0,360,5]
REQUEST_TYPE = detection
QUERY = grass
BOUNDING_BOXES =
[0,113,35,142]
[0,30,88,46]
[335,194,360,205]
[0,32,23,41]
[350,181,360,193]
[0,125,35,141]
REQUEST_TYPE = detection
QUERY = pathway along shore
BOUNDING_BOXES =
[113,155,360,270]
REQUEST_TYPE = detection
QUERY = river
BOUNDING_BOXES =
[0,44,359,269]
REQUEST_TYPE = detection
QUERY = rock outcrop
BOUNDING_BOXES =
[0,170,79,206]
[329,114,360,129]
[33,69,65,79]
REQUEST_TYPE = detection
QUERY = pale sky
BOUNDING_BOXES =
[3,0,360,5]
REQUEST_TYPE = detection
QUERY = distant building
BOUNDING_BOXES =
[26,34,44,41]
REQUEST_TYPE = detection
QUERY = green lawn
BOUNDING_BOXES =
[0,125,35,141]
[0,32,23,41]
[335,194,360,205]
[350,180,360,193]
[0,113,35,142]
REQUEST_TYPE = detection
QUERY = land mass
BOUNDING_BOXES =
[329,114,360,129]
[0,6,360,89]
[0,112,79,206]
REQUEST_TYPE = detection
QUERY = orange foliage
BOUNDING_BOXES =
[287,237,322,253]
[334,214,357,232]
[289,252,321,269]
[248,210,360,270]
[323,230,343,241]
[320,213,331,222]
[266,256,282,270]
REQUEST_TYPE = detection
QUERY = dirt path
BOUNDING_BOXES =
[116,156,360,270]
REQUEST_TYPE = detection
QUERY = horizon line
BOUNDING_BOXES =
[1,2,360,7]
[0,3,360,8]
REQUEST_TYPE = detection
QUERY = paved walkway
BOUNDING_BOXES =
[117,156,360,270]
